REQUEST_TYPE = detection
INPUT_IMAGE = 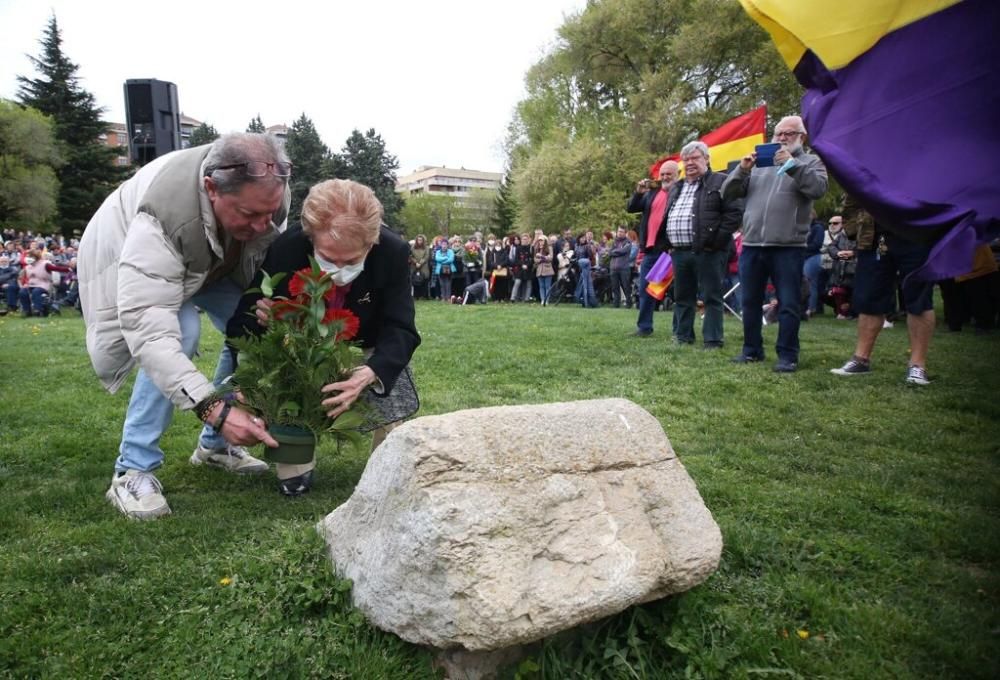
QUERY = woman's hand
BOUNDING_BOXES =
[255,298,276,326]
[321,366,377,420]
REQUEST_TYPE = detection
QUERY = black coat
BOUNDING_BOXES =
[627,187,671,255]
[484,247,508,273]
[227,224,420,394]
[665,171,743,253]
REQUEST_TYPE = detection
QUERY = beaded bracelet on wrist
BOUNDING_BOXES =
[194,397,223,423]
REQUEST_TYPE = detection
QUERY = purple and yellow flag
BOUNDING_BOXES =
[739,0,1000,280]
[644,252,674,301]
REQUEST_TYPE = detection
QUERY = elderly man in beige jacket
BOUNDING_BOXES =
[79,133,289,519]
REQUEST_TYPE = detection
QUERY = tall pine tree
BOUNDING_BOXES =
[335,128,403,227]
[492,165,517,234]
[283,113,331,223]
[17,15,128,236]
[246,114,265,133]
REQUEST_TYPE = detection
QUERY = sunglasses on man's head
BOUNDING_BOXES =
[209,161,292,178]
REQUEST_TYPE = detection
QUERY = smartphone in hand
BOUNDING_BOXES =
[755,143,782,167]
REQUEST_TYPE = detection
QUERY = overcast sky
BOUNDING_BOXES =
[0,0,585,175]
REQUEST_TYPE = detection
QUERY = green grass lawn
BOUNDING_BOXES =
[1,303,998,679]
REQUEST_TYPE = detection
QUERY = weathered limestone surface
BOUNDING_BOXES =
[318,398,722,652]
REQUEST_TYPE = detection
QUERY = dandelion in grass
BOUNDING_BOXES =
[219,576,232,586]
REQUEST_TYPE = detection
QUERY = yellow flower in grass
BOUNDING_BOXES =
[796,629,809,640]
[219,576,232,586]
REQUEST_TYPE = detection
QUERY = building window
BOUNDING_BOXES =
[117,133,126,145]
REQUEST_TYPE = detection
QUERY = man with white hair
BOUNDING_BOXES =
[663,141,743,348]
[723,115,828,372]
[79,133,290,519]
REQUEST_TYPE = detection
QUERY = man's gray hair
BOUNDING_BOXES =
[204,132,290,195]
[680,141,710,159]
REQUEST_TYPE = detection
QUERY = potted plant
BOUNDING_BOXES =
[227,259,367,463]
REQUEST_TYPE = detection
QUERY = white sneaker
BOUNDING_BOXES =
[106,470,171,520]
[905,365,931,386]
[190,443,269,474]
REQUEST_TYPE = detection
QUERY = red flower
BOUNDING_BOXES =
[287,267,313,297]
[322,308,360,340]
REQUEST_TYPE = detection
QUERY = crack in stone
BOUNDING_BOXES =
[416,454,676,488]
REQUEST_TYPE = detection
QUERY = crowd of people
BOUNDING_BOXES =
[405,114,1000,384]
[0,230,80,317]
[407,226,652,308]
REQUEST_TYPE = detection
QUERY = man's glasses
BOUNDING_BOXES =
[774,130,804,139]
[210,161,293,177]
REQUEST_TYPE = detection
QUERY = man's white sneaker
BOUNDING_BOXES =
[905,365,931,386]
[190,444,269,474]
[106,470,171,520]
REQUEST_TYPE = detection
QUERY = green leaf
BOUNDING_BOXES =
[277,401,301,417]
[328,409,364,430]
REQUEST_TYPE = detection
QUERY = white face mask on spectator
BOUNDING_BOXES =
[25,257,37,265]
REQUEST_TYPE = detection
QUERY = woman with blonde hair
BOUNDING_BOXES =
[228,179,420,495]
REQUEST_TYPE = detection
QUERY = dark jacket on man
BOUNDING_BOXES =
[664,170,743,253]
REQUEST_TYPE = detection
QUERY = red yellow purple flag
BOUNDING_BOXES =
[651,106,767,178]
[644,252,674,301]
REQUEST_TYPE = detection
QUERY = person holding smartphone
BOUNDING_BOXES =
[721,115,828,373]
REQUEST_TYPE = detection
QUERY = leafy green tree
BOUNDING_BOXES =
[284,113,331,223]
[188,122,219,147]
[0,99,61,229]
[334,129,403,227]
[456,188,498,236]
[398,193,457,240]
[246,114,265,133]
[16,15,129,236]
[506,0,804,231]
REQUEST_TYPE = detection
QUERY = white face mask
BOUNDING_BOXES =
[25,257,37,265]
[314,252,365,286]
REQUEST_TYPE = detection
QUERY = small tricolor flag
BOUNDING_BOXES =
[651,106,767,179]
[644,252,674,301]
[738,0,1000,280]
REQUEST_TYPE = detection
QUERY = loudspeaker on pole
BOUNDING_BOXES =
[123,79,181,165]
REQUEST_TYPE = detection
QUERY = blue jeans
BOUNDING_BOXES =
[19,287,49,316]
[609,269,631,308]
[574,259,598,307]
[738,246,805,363]
[3,282,19,309]
[116,277,243,473]
[672,249,727,345]
[636,252,661,332]
[538,275,553,303]
[438,275,452,300]
[802,253,827,314]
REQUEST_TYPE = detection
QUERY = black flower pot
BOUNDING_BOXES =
[266,424,316,464]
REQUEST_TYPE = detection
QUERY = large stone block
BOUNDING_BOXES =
[318,398,721,651]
